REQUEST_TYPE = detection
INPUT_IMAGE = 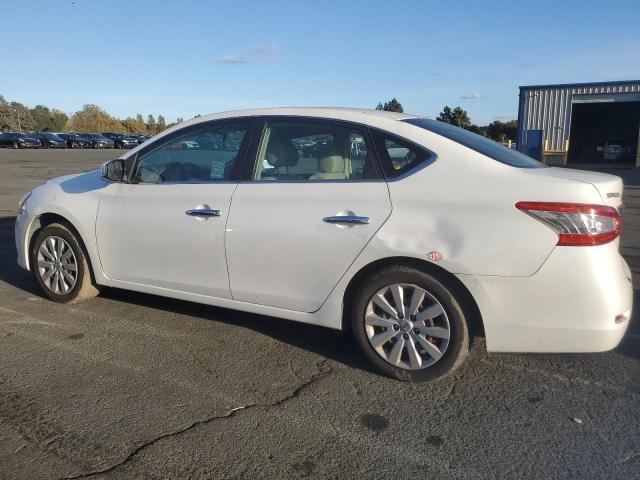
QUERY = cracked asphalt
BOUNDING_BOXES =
[0,149,638,480]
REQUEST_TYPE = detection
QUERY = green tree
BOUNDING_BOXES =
[0,100,34,132]
[0,93,177,134]
[30,105,51,131]
[7,102,34,132]
[29,105,69,131]
[167,117,183,129]
[437,106,472,129]
[68,104,124,133]
[146,114,157,135]
[0,95,12,131]
[375,98,404,113]
[485,120,517,142]
[121,117,147,134]
[49,109,68,132]
[135,114,147,133]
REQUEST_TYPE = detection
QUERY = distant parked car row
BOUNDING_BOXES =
[0,131,151,149]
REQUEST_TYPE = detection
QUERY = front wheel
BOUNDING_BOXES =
[31,223,101,304]
[13,141,18,149]
[351,266,469,382]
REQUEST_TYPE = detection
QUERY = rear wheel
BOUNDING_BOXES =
[13,141,18,149]
[351,266,469,382]
[31,223,100,304]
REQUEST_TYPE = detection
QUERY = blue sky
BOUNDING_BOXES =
[1,0,639,124]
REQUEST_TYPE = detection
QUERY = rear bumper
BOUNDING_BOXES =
[458,242,633,353]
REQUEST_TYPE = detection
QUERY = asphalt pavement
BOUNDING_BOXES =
[0,149,638,479]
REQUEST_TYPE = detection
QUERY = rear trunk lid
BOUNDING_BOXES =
[528,167,624,210]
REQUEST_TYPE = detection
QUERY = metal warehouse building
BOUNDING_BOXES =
[517,80,640,167]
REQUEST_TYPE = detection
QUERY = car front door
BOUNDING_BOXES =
[96,120,253,298]
[225,118,392,312]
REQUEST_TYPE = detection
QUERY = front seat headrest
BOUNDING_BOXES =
[265,137,298,168]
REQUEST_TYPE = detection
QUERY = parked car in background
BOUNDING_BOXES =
[101,133,138,149]
[0,132,41,148]
[57,133,92,149]
[81,133,115,149]
[134,134,151,145]
[34,132,67,149]
[14,108,632,382]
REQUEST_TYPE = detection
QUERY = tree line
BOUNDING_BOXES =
[1,93,516,142]
[376,98,517,143]
[0,95,182,135]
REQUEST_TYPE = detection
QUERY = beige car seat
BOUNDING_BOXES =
[309,154,347,180]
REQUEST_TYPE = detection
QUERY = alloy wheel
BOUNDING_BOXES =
[36,236,78,294]
[364,283,450,370]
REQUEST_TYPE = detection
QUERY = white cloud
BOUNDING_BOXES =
[460,93,492,100]
[216,44,280,64]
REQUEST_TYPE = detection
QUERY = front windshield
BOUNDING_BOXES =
[404,118,545,169]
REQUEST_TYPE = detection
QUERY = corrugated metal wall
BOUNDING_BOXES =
[517,81,640,151]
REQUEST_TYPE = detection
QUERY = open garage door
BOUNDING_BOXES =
[567,101,640,166]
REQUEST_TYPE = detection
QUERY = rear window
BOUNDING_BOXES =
[404,118,545,169]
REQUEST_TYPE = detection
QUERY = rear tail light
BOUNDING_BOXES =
[515,202,621,246]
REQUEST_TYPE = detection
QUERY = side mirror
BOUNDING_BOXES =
[100,159,124,182]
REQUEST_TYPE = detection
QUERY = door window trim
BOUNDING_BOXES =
[124,119,257,184]
[239,116,386,184]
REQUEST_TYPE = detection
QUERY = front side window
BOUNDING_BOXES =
[253,121,380,181]
[133,123,249,183]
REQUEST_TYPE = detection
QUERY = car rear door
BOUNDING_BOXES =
[96,120,254,298]
[225,118,392,312]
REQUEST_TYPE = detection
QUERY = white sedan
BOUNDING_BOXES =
[15,108,633,382]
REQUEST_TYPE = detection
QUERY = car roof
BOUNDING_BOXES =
[190,107,417,124]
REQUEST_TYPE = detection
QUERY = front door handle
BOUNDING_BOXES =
[323,215,369,225]
[186,208,221,217]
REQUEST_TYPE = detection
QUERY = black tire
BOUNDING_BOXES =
[351,266,469,382]
[13,141,18,149]
[30,223,101,304]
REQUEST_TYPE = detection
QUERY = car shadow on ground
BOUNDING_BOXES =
[0,215,378,375]
[1,215,637,369]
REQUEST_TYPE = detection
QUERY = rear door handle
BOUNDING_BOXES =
[186,208,221,217]
[323,215,369,225]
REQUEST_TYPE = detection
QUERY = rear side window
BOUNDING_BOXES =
[252,121,381,182]
[371,130,433,178]
[404,118,545,168]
